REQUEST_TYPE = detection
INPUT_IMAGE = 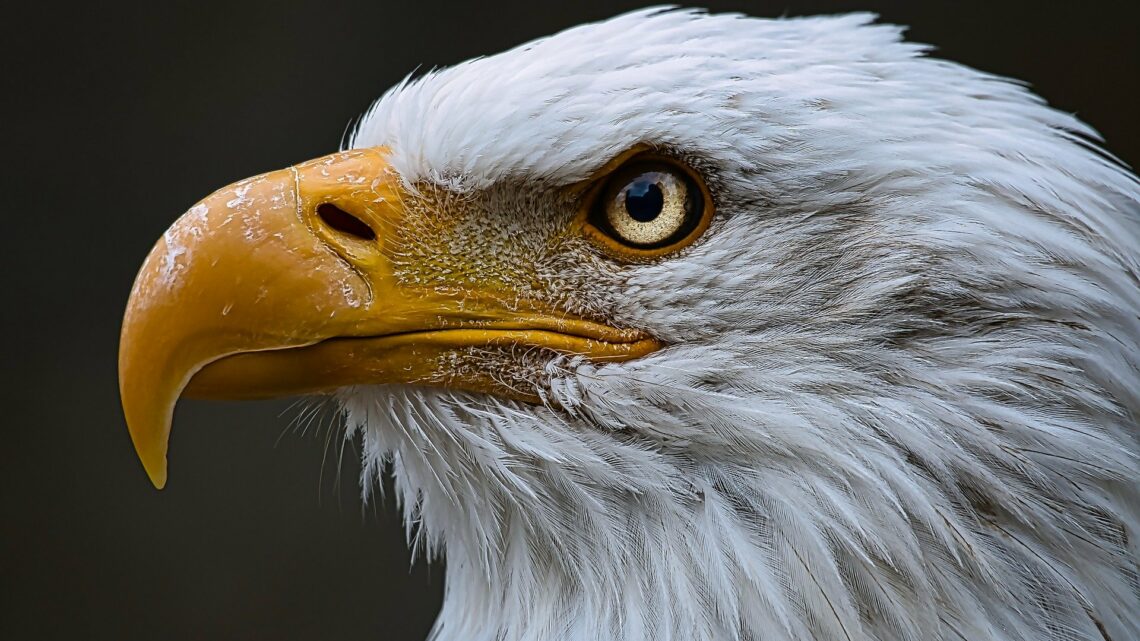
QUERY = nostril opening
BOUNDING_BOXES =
[316,203,376,241]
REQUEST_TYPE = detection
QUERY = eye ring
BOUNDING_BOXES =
[578,152,714,260]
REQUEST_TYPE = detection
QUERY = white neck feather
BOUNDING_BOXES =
[341,355,1138,641]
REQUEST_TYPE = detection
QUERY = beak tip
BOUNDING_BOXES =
[122,396,173,491]
[143,458,168,490]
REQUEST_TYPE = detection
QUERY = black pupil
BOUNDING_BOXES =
[624,177,664,222]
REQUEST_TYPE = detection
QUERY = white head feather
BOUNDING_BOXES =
[343,8,1140,641]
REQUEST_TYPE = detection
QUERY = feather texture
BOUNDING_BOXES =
[339,8,1140,641]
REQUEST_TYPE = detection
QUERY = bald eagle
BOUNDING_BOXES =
[119,9,1140,641]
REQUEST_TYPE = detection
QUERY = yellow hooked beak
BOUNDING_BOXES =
[119,148,659,489]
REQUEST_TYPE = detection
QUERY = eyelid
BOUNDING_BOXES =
[562,144,654,198]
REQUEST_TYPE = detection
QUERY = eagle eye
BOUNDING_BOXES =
[581,154,713,259]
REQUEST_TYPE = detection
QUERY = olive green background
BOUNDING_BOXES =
[5,1,1137,639]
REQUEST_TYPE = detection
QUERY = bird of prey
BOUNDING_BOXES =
[119,8,1140,641]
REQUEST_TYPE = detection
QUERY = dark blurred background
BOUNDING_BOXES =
[3,1,1137,639]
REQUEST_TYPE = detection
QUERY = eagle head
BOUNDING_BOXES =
[119,9,1140,641]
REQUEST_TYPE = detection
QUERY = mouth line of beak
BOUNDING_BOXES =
[183,322,663,401]
[321,324,656,351]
